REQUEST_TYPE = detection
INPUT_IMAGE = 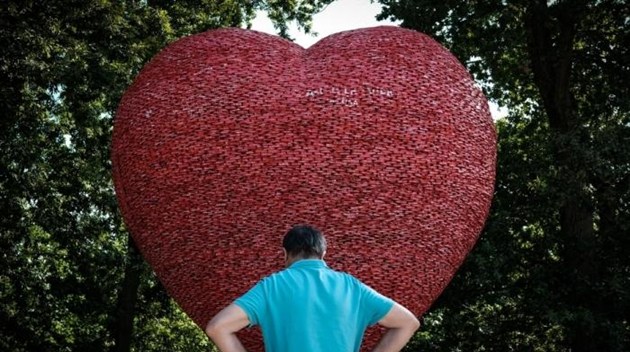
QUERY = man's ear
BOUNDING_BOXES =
[282,247,287,262]
[322,250,326,260]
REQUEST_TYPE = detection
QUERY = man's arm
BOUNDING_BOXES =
[205,303,251,352]
[371,302,420,352]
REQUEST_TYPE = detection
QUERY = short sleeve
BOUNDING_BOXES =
[357,279,395,327]
[233,278,267,328]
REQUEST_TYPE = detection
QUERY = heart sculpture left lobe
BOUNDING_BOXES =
[111,26,497,351]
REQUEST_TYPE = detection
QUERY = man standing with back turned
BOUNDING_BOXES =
[205,224,420,352]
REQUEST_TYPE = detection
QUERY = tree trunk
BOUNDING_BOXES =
[112,235,144,352]
[525,2,600,351]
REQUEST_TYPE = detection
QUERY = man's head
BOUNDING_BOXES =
[282,224,327,267]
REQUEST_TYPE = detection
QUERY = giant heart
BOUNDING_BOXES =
[111,26,496,351]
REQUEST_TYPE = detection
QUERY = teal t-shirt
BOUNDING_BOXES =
[233,259,395,352]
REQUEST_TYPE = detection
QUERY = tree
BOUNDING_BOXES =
[375,0,630,350]
[0,1,332,351]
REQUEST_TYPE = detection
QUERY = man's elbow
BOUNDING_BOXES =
[410,316,421,331]
[205,318,223,338]
[399,316,420,332]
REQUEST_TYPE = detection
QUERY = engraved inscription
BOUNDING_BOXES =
[305,86,395,107]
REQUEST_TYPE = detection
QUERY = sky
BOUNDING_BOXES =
[250,0,401,49]
[249,0,507,120]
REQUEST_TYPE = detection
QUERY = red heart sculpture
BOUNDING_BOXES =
[111,26,496,351]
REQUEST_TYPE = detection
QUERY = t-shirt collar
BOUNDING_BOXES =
[288,258,329,269]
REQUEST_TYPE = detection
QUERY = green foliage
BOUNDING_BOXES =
[0,0,331,351]
[129,265,214,352]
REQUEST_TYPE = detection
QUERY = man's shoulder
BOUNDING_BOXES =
[335,270,355,279]
[329,269,364,286]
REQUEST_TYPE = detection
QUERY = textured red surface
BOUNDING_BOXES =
[111,26,496,351]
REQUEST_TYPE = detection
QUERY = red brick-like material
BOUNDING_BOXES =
[111,26,496,351]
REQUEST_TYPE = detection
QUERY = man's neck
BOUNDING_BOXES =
[285,256,322,268]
